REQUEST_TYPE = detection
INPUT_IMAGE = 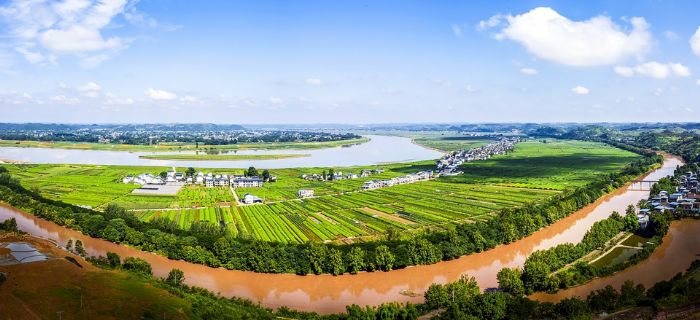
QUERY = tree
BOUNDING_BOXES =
[166,268,185,286]
[624,205,640,231]
[424,283,449,309]
[186,167,196,177]
[262,169,271,182]
[65,239,73,251]
[307,243,327,274]
[74,240,86,256]
[106,252,121,268]
[346,247,365,274]
[328,168,335,181]
[0,218,17,232]
[374,245,395,271]
[247,166,258,177]
[497,268,525,296]
[102,218,128,243]
[619,280,645,307]
[159,171,168,179]
[122,257,152,275]
[327,248,345,275]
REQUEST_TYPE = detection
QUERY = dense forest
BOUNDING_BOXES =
[0,146,661,275]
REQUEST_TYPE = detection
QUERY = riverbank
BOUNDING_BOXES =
[530,218,700,303]
[0,155,679,314]
[0,137,370,152]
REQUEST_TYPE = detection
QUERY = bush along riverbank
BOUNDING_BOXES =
[497,162,695,295]
[0,148,662,275]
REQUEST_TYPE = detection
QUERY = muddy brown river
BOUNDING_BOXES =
[0,156,687,314]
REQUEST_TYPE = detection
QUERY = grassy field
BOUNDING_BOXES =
[1,139,643,244]
[441,140,642,190]
[139,153,310,161]
[0,136,369,152]
[0,234,190,319]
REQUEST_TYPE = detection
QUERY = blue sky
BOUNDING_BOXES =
[1,0,699,124]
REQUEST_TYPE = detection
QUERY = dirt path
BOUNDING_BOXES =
[361,207,416,225]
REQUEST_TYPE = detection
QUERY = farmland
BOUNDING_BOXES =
[1,139,643,244]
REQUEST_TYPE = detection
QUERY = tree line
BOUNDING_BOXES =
[85,249,700,320]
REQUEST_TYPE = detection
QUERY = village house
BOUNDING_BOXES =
[297,189,314,198]
[230,176,264,188]
[243,193,263,204]
[436,137,520,175]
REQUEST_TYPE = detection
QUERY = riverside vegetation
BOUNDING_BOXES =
[0,140,662,275]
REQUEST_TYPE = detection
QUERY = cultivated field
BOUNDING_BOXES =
[1,139,642,244]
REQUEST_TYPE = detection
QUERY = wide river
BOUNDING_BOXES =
[0,135,443,169]
[0,155,689,313]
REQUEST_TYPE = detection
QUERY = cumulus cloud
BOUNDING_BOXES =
[481,7,652,66]
[306,78,322,86]
[520,67,538,75]
[451,24,463,36]
[572,86,590,95]
[268,97,284,105]
[76,81,101,97]
[0,0,135,66]
[691,26,700,57]
[614,62,691,79]
[51,94,79,104]
[145,88,177,100]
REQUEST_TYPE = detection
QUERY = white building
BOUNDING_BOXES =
[298,189,314,198]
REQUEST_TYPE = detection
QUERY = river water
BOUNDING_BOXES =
[0,135,442,169]
[0,156,687,314]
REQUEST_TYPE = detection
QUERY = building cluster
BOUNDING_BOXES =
[122,167,182,185]
[122,167,264,188]
[638,171,700,228]
[436,137,521,175]
[361,171,434,190]
[300,168,384,181]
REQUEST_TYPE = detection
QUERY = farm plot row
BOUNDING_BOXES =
[131,180,557,244]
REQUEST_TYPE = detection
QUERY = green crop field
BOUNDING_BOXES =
[1,139,642,244]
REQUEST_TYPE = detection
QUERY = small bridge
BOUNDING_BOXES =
[629,180,656,191]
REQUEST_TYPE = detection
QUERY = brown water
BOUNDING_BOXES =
[531,218,700,302]
[0,156,683,314]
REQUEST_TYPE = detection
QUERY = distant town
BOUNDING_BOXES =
[436,137,520,175]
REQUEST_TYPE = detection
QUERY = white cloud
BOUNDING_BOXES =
[483,7,652,66]
[477,15,504,31]
[572,86,590,95]
[180,95,197,103]
[306,78,322,86]
[697,79,700,86]
[268,97,283,105]
[145,88,177,100]
[451,24,463,36]
[51,94,79,104]
[463,85,476,93]
[614,66,635,77]
[614,61,691,79]
[519,67,538,75]
[663,30,679,40]
[0,0,134,66]
[691,26,700,57]
[77,81,101,97]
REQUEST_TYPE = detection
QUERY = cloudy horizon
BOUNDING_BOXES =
[1,1,700,124]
